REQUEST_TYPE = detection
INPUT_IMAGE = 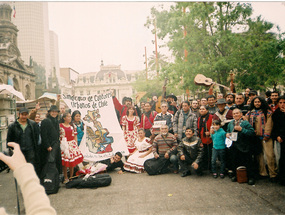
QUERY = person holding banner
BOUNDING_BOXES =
[121,106,140,154]
[60,112,83,184]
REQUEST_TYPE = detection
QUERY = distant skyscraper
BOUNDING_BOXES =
[49,30,60,79]
[11,2,59,87]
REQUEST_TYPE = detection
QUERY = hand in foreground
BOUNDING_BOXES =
[164,153,169,159]
[192,162,198,170]
[0,142,26,171]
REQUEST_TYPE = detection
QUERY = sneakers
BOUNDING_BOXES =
[220,174,225,179]
[63,179,69,184]
[213,173,218,179]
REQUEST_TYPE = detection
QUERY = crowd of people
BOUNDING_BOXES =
[2,88,285,200]
[113,88,285,186]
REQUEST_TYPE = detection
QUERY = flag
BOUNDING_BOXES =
[13,6,16,18]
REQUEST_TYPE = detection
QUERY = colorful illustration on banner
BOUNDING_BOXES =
[83,109,114,154]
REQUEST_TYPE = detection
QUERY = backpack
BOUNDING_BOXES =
[144,157,170,175]
[40,152,59,195]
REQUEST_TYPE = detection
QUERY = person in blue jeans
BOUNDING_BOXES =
[210,120,226,179]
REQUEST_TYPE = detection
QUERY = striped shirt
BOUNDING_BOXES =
[153,133,178,156]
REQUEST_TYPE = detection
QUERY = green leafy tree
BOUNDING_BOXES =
[147,2,285,93]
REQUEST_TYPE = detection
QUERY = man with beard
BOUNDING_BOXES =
[225,93,235,110]
[140,102,157,137]
[153,124,179,174]
[113,94,141,125]
[212,99,233,131]
[178,128,204,177]
[190,100,200,118]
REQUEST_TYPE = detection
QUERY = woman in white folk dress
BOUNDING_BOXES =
[124,129,154,173]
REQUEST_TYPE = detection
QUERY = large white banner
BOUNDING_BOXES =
[63,92,129,162]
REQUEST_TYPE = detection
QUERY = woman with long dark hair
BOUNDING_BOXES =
[60,112,83,184]
[246,96,277,182]
[71,110,84,147]
[121,106,140,154]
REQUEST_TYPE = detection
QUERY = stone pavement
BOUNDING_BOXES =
[1,169,285,215]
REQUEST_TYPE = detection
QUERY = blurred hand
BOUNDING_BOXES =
[47,147,52,152]
[35,102,40,110]
[0,142,26,171]
[192,162,198,170]
[164,153,169,159]
[180,155,185,161]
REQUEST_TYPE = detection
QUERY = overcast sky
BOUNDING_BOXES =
[48,2,285,74]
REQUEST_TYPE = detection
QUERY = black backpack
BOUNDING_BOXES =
[144,157,170,175]
[40,152,59,195]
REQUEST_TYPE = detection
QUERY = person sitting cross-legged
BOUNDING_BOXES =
[152,124,179,174]
[177,127,204,177]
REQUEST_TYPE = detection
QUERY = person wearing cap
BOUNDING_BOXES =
[212,98,233,131]
[112,92,141,125]
[248,90,258,101]
[39,105,62,174]
[7,107,40,175]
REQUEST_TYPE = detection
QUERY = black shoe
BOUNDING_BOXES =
[269,177,278,183]
[181,171,191,177]
[248,178,255,185]
[220,174,225,179]
[231,176,237,182]
[228,170,234,178]
[212,173,218,179]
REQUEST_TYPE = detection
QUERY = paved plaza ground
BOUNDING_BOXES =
[1,169,285,215]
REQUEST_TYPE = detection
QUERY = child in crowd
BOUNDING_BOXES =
[210,120,226,179]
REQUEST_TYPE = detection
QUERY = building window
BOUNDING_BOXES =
[97,90,100,94]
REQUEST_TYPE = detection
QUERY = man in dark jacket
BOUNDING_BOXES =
[178,128,204,177]
[226,108,255,185]
[271,95,285,185]
[7,107,40,174]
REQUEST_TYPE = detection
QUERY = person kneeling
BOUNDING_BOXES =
[178,128,204,177]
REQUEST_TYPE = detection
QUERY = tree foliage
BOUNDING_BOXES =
[146,2,285,93]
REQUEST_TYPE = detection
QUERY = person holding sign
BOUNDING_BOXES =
[226,108,255,185]
[154,102,174,134]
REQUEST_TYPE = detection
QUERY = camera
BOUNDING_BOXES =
[0,148,13,173]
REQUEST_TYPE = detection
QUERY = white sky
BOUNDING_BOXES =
[48,2,285,74]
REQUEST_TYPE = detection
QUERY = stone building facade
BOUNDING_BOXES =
[0,4,35,100]
[73,62,139,103]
